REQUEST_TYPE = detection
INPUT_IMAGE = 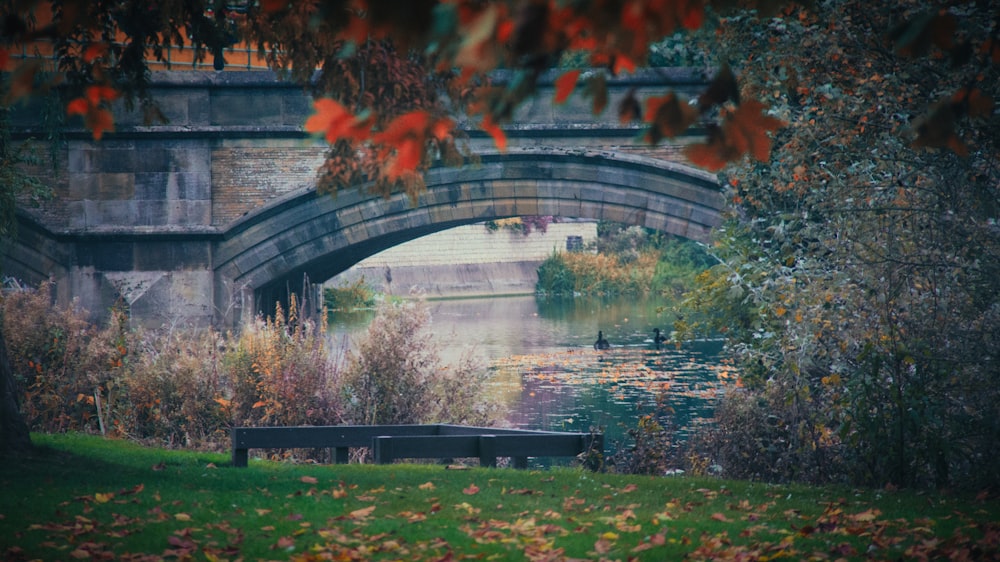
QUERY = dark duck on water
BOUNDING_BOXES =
[594,330,610,350]
[652,328,667,346]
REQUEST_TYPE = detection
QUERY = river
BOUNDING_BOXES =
[327,294,735,456]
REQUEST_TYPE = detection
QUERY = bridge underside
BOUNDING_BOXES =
[6,150,722,329]
[217,150,723,326]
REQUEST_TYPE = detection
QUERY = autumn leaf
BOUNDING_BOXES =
[583,73,609,114]
[618,87,642,123]
[348,505,376,521]
[462,483,480,495]
[174,513,191,521]
[644,92,699,142]
[554,69,581,104]
[259,0,287,13]
[305,98,371,144]
[480,115,507,152]
[711,512,731,522]
[698,63,740,112]
[300,476,318,484]
[685,101,785,170]
[418,481,436,491]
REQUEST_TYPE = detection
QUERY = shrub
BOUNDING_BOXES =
[224,298,343,429]
[2,281,131,434]
[341,300,497,427]
[323,278,375,311]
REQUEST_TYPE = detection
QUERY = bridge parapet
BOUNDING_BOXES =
[5,69,721,329]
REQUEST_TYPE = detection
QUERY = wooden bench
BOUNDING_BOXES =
[231,424,603,469]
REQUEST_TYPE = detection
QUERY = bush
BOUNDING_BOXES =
[3,283,499,462]
[341,301,497,427]
[2,281,130,434]
[323,278,375,311]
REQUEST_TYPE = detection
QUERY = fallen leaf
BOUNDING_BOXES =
[300,476,318,484]
[174,513,191,521]
[463,484,480,495]
[348,505,376,520]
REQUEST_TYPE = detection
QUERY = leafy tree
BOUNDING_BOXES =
[681,0,999,488]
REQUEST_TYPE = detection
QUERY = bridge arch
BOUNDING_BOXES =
[215,149,723,324]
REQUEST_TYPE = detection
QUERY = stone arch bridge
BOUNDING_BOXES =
[4,70,723,328]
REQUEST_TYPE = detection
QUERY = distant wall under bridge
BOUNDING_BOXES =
[3,70,723,329]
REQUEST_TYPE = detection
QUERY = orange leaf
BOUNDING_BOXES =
[613,54,636,75]
[711,512,731,522]
[681,5,705,30]
[300,476,318,484]
[431,117,454,141]
[385,138,423,181]
[83,43,107,63]
[554,69,581,104]
[725,100,786,162]
[348,505,376,520]
[645,92,699,141]
[462,483,480,495]
[481,115,507,151]
[305,98,370,144]
[86,108,115,141]
[684,141,732,172]
[66,98,90,116]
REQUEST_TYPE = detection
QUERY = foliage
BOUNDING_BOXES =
[537,223,713,297]
[222,298,343,432]
[4,433,1000,561]
[0,0,816,200]
[484,215,555,236]
[323,278,376,311]
[679,0,1000,489]
[606,400,681,476]
[341,301,496,428]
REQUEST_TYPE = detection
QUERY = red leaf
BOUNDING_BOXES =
[711,512,731,522]
[554,69,581,104]
[66,98,90,116]
[481,115,507,151]
[259,0,286,13]
[305,98,372,144]
[300,476,318,484]
[463,483,480,495]
[645,92,699,141]
[681,5,705,30]
[613,54,636,76]
[684,139,734,172]
[86,108,115,141]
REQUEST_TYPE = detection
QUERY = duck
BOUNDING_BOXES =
[594,330,610,350]
[652,328,667,346]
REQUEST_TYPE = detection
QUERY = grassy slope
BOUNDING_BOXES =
[2,433,998,561]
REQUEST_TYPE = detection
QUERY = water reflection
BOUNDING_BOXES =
[327,295,735,455]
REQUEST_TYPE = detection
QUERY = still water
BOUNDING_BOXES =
[327,295,735,450]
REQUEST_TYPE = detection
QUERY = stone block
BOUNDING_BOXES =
[211,91,285,126]
[134,241,212,271]
[98,173,137,200]
[97,200,139,226]
[76,241,134,271]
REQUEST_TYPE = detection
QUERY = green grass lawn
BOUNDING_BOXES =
[2,433,998,561]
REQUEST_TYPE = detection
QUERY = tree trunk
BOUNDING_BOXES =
[0,327,32,453]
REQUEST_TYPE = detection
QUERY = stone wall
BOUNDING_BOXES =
[329,221,597,297]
